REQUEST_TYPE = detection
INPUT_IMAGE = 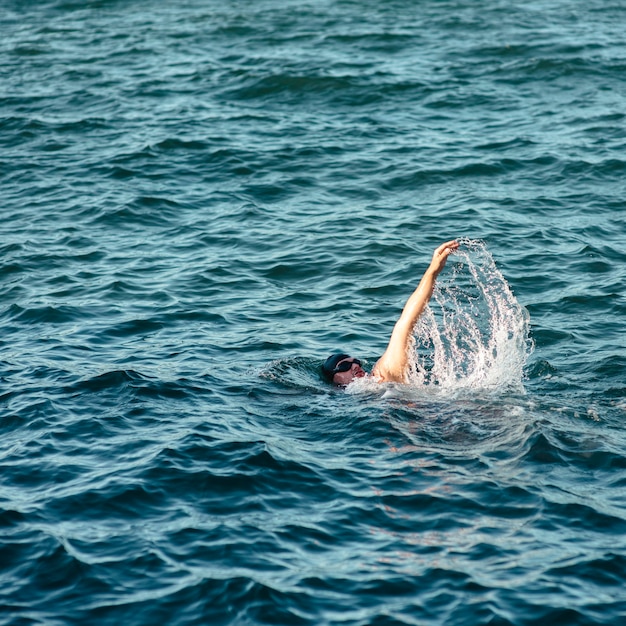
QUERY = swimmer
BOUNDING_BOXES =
[322,240,459,386]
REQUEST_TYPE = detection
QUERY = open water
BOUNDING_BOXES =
[2,0,626,624]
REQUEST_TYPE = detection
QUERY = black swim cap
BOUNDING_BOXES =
[321,353,351,383]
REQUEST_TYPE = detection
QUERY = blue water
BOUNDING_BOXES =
[2,0,626,624]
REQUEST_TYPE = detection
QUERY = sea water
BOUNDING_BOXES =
[2,0,626,624]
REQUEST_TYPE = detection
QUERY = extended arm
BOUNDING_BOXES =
[372,240,459,383]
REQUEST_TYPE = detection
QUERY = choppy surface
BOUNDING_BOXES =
[2,0,626,624]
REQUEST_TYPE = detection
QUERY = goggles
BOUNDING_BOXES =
[332,358,361,376]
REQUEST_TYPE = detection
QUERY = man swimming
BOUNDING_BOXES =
[322,240,459,386]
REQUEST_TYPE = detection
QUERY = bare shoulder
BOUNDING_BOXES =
[371,357,406,384]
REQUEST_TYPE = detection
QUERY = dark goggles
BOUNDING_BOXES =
[332,358,361,375]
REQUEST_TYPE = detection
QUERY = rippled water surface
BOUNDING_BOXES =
[2,0,626,624]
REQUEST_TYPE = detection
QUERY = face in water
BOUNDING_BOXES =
[325,354,367,387]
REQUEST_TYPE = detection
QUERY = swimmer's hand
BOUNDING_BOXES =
[429,240,459,278]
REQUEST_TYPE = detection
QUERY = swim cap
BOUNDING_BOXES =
[321,353,351,383]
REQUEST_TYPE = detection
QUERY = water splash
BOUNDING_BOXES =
[408,239,533,392]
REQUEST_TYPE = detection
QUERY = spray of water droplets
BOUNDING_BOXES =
[408,239,533,392]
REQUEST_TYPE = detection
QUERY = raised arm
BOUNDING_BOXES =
[372,240,459,383]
